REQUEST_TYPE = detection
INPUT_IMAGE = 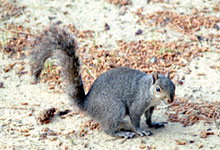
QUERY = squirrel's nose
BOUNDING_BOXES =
[167,99,172,104]
[168,93,175,103]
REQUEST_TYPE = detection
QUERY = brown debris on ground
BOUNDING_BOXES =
[200,131,214,138]
[57,109,71,116]
[0,0,25,21]
[0,24,31,58]
[39,63,63,93]
[147,0,168,3]
[0,24,30,78]
[136,10,220,35]
[37,108,56,125]
[104,0,131,6]
[81,119,100,131]
[77,39,208,92]
[65,25,94,42]
[167,98,220,126]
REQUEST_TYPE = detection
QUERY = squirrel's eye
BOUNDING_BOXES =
[156,87,160,92]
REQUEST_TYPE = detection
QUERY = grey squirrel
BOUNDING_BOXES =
[30,26,175,139]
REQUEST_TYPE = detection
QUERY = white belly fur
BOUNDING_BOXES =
[145,98,161,112]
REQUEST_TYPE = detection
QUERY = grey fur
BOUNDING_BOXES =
[30,26,85,109]
[30,26,175,139]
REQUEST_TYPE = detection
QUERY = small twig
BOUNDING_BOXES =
[213,105,220,129]
[0,28,31,35]
[120,138,128,144]
[105,137,126,143]
[83,64,96,79]
[0,106,31,110]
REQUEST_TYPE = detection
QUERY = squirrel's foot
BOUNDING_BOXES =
[109,131,136,139]
[121,132,136,139]
[148,122,165,129]
[136,129,153,137]
[30,76,38,84]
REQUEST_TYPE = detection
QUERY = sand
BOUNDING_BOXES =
[0,0,220,149]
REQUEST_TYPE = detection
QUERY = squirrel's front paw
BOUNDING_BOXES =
[148,122,165,129]
[136,130,153,137]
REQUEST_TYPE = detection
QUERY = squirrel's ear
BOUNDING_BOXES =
[166,71,170,79]
[152,71,158,84]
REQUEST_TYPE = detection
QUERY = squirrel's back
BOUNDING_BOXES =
[86,67,148,99]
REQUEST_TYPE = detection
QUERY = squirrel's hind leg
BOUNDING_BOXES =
[100,104,136,139]
[129,111,153,137]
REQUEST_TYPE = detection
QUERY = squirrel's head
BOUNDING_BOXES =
[150,71,175,104]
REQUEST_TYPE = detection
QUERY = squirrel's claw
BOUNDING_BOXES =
[109,131,136,139]
[136,130,153,137]
[123,132,136,139]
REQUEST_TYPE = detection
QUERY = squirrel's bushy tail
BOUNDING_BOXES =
[30,26,86,109]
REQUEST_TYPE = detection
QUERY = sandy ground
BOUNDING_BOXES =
[0,0,220,149]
